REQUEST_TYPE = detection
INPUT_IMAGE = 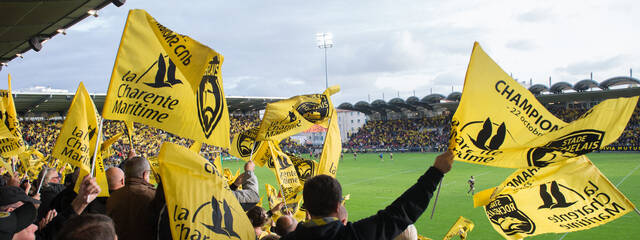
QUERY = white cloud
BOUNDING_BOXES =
[3,0,637,104]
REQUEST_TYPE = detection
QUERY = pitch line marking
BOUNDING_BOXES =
[616,162,640,187]
[558,161,640,240]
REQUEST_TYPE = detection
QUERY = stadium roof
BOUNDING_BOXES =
[13,92,285,115]
[0,0,125,66]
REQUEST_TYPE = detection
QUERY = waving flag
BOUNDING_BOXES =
[474,156,636,239]
[0,74,26,157]
[51,82,100,173]
[449,42,638,168]
[103,9,230,148]
[158,142,255,240]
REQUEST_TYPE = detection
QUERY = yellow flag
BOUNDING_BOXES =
[147,156,160,186]
[256,86,339,141]
[100,132,122,157]
[449,42,638,168]
[229,127,269,166]
[285,192,304,218]
[318,109,341,177]
[51,82,100,173]
[124,121,135,145]
[213,152,222,175]
[231,168,241,186]
[0,74,26,157]
[287,153,318,185]
[265,183,283,222]
[17,148,45,180]
[158,142,255,240]
[103,9,230,148]
[189,141,202,153]
[266,142,303,200]
[265,183,280,211]
[74,155,110,197]
[222,168,233,184]
[418,235,433,240]
[0,159,13,175]
[475,156,636,239]
[442,216,474,240]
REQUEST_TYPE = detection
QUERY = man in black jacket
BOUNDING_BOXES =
[281,151,453,240]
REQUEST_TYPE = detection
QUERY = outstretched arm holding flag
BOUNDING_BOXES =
[281,151,453,240]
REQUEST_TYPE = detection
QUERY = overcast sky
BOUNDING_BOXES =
[3,0,639,104]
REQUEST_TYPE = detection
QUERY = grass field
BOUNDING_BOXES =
[221,152,640,239]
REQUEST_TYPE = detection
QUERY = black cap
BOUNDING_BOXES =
[0,186,41,206]
[0,203,37,239]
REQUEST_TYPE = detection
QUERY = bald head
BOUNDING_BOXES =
[106,167,125,191]
[275,215,297,236]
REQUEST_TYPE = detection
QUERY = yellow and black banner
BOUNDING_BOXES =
[266,142,303,200]
[0,74,26,157]
[158,142,255,240]
[474,155,635,239]
[287,153,317,185]
[103,9,230,148]
[265,183,283,222]
[318,109,341,177]
[256,86,339,142]
[449,42,638,168]
[442,216,474,240]
[51,82,100,173]
[229,127,269,166]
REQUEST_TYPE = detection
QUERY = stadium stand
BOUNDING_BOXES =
[340,80,640,153]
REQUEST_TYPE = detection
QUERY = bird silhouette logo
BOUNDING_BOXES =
[468,118,506,150]
[538,181,579,209]
[145,54,183,88]
[86,125,97,140]
[0,110,13,133]
[201,196,240,239]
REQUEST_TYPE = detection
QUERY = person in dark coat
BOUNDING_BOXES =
[107,156,156,240]
[281,151,453,240]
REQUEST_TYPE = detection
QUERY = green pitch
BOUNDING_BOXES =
[222,152,640,239]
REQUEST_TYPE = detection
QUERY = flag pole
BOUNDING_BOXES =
[36,168,47,194]
[635,208,640,216]
[430,180,443,219]
[90,118,104,177]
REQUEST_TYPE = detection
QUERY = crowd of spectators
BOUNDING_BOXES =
[20,113,313,168]
[345,114,451,152]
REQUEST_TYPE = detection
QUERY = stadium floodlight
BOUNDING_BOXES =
[16,53,23,59]
[316,32,334,89]
[57,29,67,35]
[87,10,99,17]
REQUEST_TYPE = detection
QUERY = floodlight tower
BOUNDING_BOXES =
[316,32,334,89]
